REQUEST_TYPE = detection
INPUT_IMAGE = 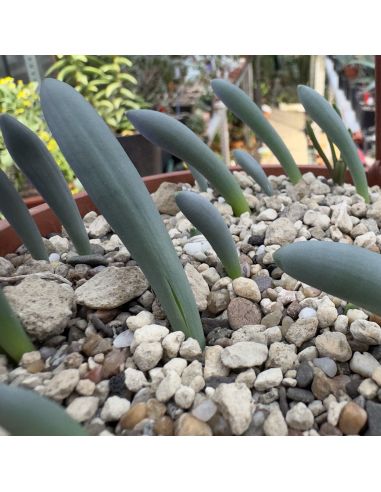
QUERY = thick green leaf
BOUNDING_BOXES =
[298,85,369,202]
[40,79,205,347]
[188,165,208,192]
[176,191,241,279]
[127,109,250,217]
[233,150,273,196]
[0,289,35,363]
[0,114,91,255]
[274,241,381,315]
[0,169,47,260]
[211,79,302,185]
[305,120,332,173]
[0,384,87,435]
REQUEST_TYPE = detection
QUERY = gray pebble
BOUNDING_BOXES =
[313,357,337,377]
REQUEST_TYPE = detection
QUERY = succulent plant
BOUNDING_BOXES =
[0,384,87,435]
[0,169,47,260]
[274,241,381,316]
[0,288,35,362]
[188,164,208,192]
[233,149,273,196]
[298,85,369,202]
[127,109,250,217]
[176,191,241,279]
[0,114,92,256]
[211,79,302,185]
[40,79,205,347]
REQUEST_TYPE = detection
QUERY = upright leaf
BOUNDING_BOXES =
[233,150,273,196]
[211,79,302,185]
[0,169,47,260]
[40,79,205,346]
[298,85,369,202]
[127,109,250,216]
[0,114,91,255]
[176,191,241,279]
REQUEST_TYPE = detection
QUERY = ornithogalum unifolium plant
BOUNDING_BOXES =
[211,79,302,185]
[0,114,91,256]
[0,169,47,260]
[274,241,381,316]
[40,78,205,347]
[233,150,273,196]
[298,85,369,203]
[0,288,34,362]
[126,109,250,217]
[0,384,87,436]
[176,191,242,279]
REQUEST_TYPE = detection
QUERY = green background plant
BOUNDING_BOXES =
[0,76,74,191]
[46,55,145,135]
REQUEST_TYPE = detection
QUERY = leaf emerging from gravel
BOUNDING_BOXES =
[40,79,205,347]
[127,109,250,216]
[0,114,91,255]
[0,169,47,260]
[274,241,381,316]
[233,149,273,196]
[0,384,87,435]
[176,191,241,279]
[211,79,302,185]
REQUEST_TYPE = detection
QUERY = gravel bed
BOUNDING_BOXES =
[2,170,381,436]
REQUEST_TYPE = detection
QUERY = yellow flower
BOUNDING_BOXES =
[15,108,25,115]
[38,130,50,142]
[47,139,58,152]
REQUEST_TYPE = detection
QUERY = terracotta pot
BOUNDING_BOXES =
[0,165,378,257]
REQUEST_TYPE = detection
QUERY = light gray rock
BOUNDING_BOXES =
[181,360,203,386]
[163,358,188,376]
[358,378,379,399]
[133,324,169,345]
[184,263,210,311]
[100,396,130,422]
[124,367,147,392]
[298,307,317,320]
[286,402,314,430]
[162,331,185,358]
[315,331,352,362]
[264,217,297,246]
[334,315,349,334]
[350,351,380,377]
[179,338,202,360]
[156,370,182,402]
[4,276,75,341]
[263,408,288,436]
[126,311,154,332]
[0,257,14,276]
[76,266,148,309]
[235,369,256,388]
[174,385,195,409]
[317,297,338,328]
[113,330,134,349]
[350,319,381,345]
[66,396,99,422]
[313,357,337,377]
[213,383,253,435]
[207,289,230,314]
[285,317,318,347]
[133,342,163,371]
[48,235,70,254]
[192,399,218,421]
[231,325,266,344]
[152,181,180,215]
[44,369,80,401]
[303,210,330,230]
[204,346,229,378]
[221,342,268,369]
[257,208,277,221]
[88,215,111,238]
[254,368,283,391]
[266,342,298,373]
[232,277,261,302]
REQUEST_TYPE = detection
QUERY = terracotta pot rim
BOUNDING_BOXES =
[0,164,375,257]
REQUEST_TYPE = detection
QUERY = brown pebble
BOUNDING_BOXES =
[287,428,304,436]
[101,349,126,379]
[369,314,381,326]
[94,309,120,323]
[329,375,351,397]
[82,334,112,357]
[85,365,103,383]
[311,368,331,400]
[154,416,174,436]
[319,422,343,436]
[175,414,213,436]
[146,399,167,419]
[227,297,262,330]
[338,401,367,435]
[120,402,147,430]
[25,360,45,373]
